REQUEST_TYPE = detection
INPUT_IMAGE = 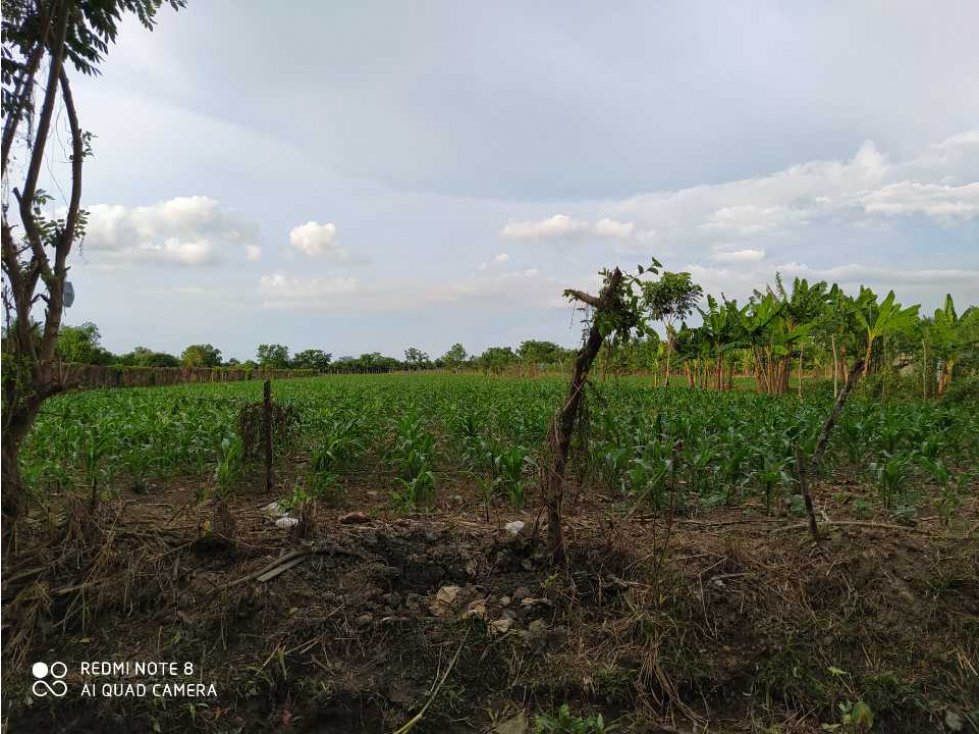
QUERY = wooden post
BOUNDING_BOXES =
[263,379,273,493]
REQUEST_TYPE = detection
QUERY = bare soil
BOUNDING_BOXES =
[2,475,977,733]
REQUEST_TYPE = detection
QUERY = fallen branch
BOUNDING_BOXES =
[221,543,367,591]
[771,520,974,539]
[391,626,471,734]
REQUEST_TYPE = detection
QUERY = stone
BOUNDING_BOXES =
[489,618,513,634]
[339,511,370,524]
[493,711,529,734]
[262,501,288,519]
[430,585,462,616]
[274,517,299,529]
[945,710,965,732]
[504,520,526,535]
[465,599,488,620]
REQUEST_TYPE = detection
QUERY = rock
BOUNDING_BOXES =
[465,599,487,620]
[500,596,512,607]
[430,585,462,617]
[520,559,534,571]
[262,502,288,519]
[489,618,513,634]
[274,517,299,530]
[354,613,373,628]
[525,618,547,644]
[339,511,370,524]
[504,520,526,536]
[404,593,423,612]
[520,597,553,609]
[382,592,403,608]
[493,711,529,734]
[512,586,531,603]
[945,710,965,732]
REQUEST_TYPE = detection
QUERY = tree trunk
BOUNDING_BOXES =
[543,268,623,564]
[831,335,839,398]
[797,345,804,398]
[921,339,928,399]
[811,359,865,473]
[863,338,874,377]
[1,397,43,528]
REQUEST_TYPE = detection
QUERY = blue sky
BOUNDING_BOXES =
[56,0,979,361]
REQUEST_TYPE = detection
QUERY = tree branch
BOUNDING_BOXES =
[15,0,69,281]
[564,288,601,309]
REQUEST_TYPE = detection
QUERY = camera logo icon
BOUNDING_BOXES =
[32,661,68,697]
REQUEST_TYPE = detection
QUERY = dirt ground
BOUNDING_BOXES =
[2,474,977,734]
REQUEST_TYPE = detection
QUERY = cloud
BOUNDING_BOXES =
[678,261,979,309]
[613,134,978,250]
[258,272,360,308]
[779,263,979,286]
[501,214,636,242]
[712,248,766,263]
[861,182,979,221]
[494,252,510,263]
[83,196,258,266]
[258,266,566,312]
[288,221,350,259]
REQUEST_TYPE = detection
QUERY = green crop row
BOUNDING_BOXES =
[21,374,979,516]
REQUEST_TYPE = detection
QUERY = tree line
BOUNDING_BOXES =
[49,271,978,394]
[48,327,587,374]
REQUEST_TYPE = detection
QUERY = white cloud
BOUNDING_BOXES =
[245,245,262,261]
[712,248,766,263]
[501,213,636,242]
[861,182,979,221]
[258,266,567,313]
[494,252,510,263]
[614,134,978,250]
[83,196,258,266]
[258,271,360,308]
[288,221,349,259]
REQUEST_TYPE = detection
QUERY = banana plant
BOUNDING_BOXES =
[853,288,920,377]
[925,294,979,395]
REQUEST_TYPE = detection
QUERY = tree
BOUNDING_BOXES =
[57,321,112,364]
[543,261,657,563]
[641,272,703,385]
[477,346,517,374]
[291,348,332,370]
[1,0,184,521]
[439,343,468,369]
[256,343,290,369]
[118,346,180,368]
[181,343,222,368]
[517,340,570,369]
[403,347,430,368]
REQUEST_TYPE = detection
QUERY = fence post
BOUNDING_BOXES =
[263,379,273,493]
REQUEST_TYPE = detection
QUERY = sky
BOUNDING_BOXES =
[47,0,979,361]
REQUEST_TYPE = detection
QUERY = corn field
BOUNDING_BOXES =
[22,373,978,518]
